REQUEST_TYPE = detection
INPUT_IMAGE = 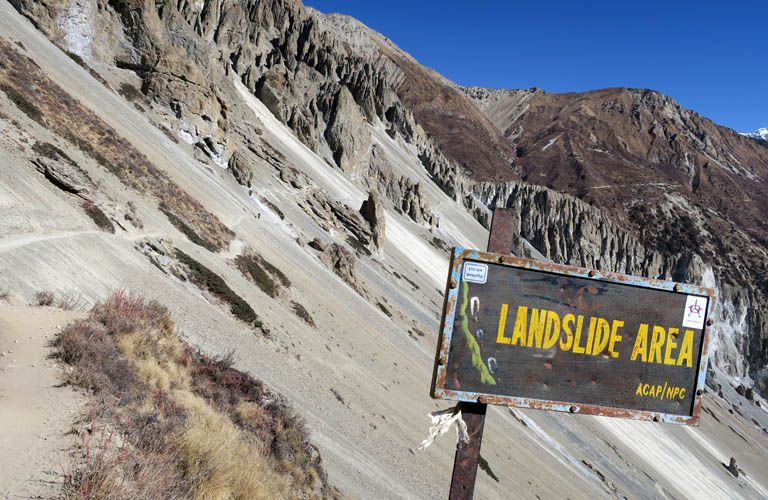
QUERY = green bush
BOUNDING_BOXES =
[259,257,291,288]
[82,200,115,233]
[175,249,262,328]
[65,51,85,68]
[235,255,279,298]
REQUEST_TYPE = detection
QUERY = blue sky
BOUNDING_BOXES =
[306,1,766,133]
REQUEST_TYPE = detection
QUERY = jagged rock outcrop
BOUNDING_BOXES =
[472,180,698,279]
[323,86,371,174]
[367,145,438,227]
[359,192,385,249]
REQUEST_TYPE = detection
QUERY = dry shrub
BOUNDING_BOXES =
[54,291,339,499]
[0,289,10,303]
[61,419,191,500]
[53,318,137,396]
[56,290,88,311]
[35,290,54,306]
[160,205,217,252]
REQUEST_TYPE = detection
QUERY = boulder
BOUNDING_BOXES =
[228,151,254,187]
[32,154,93,196]
[359,192,386,249]
[309,239,360,291]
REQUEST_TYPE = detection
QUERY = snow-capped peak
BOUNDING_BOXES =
[743,127,768,141]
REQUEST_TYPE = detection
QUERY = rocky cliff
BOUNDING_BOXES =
[10,0,768,392]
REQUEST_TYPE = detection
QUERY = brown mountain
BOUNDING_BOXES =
[461,87,768,286]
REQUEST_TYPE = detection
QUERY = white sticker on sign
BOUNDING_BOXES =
[682,295,707,330]
[463,262,488,284]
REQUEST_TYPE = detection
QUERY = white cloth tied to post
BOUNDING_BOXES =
[415,404,469,451]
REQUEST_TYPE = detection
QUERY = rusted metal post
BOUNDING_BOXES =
[448,208,516,500]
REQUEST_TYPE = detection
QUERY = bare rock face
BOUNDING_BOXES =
[359,192,385,249]
[367,145,439,227]
[324,86,371,174]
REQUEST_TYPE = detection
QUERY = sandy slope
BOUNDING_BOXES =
[0,305,85,500]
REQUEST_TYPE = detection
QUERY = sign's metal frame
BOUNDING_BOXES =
[431,247,717,426]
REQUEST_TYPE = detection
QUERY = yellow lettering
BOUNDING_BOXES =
[679,388,686,399]
[666,386,675,399]
[608,320,624,358]
[585,317,597,355]
[510,306,528,346]
[496,304,511,344]
[635,383,643,395]
[592,318,610,355]
[528,308,547,348]
[572,315,586,354]
[631,324,649,362]
[642,383,650,395]
[561,314,575,351]
[677,330,694,367]
[664,328,679,365]
[649,326,665,363]
[543,310,561,349]
[671,387,680,399]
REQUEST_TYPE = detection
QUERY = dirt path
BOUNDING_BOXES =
[0,230,168,253]
[0,305,86,500]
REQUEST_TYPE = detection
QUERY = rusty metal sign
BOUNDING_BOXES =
[431,248,717,425]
